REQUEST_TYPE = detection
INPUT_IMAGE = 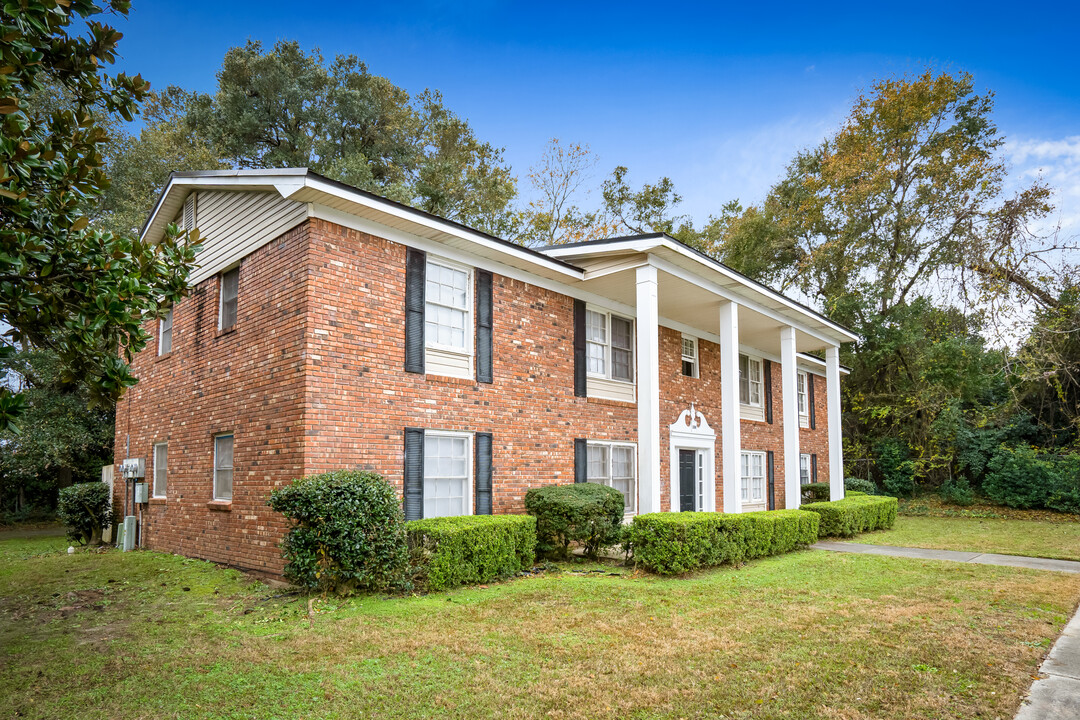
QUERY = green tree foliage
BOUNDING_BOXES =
[710,70,1078,487]
[176,40,517,235]
[0,1,198,431]
[97,88,228,237]
[0,349,115,515]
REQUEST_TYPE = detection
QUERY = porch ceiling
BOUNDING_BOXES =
[580,262,833,355]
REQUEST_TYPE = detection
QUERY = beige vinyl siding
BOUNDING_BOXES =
[425,347,472,379]
[587,376,636,404]
[188,190,308,286]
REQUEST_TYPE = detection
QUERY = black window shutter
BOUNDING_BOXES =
[574,438,587,482]
[808,373,816,429]
[476,269,493,383]
[766,450,775,510]
[763,359,773,424]
[403,427,425,520]
[475,432,493,514]
[573,299,586,397]
[404,249,426,374]
[811,453,818,483]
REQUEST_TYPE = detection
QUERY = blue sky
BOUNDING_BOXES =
[113,1,1080,229]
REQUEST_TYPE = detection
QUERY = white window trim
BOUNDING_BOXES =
[586,440,638,515]
[800,453,811,485]
[218,266,239,331]
[153,441,168,498]
[739,353,763,408]
[668,406,716,513]
[213,433,233,502]
[424,256,474,357]
[585,305,635,384]
[798,371,809,416]
[681,334,699,378]
[423,429,474,518]
[740,450,767,509]
[158,309,172,356]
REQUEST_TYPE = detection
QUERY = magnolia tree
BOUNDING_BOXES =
[0,1,198,432]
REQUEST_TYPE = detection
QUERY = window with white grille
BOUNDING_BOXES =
[423,432,472,518]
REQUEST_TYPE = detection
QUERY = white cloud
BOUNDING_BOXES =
[675,111,845,219]
[1004,135,1080,240]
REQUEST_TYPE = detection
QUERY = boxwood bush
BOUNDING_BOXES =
[524,483,625,559]
[628,509,820,575]
[801,482,831,503]
[268,470,409,594]
[406,515,536,591]
[844,476,877,495]
[801,495,898,538]
[56,482,112,546]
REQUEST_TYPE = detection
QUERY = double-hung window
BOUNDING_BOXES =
[153,442,167,498]
[740,450,766,506]
[587,441,636,513]
[158,309,172,355]
[219,268,239,331]
[681,335,698,378]
[800,453,811,485]
[213,434,233,501]
[797,371,809,418]
[425,259,471,352]
[585,309,634,382]
[739,354,762,406]
[423,431,472,518]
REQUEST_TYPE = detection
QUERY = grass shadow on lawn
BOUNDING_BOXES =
[1,536,1077,719]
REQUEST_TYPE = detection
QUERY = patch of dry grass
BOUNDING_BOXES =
[1,536,1077,719]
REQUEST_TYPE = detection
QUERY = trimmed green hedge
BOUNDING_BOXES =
[406,515,537,591]
[629,509,820,575]
[801,482,831,503]
[801,495,897,538]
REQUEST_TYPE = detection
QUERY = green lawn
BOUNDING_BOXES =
[852,515,1080,561]
[2,534,1078,719]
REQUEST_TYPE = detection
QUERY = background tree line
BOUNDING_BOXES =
[3,12,1076,516]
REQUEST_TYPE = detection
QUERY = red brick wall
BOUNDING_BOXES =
[800,372,831,483]
[113,223,311,575]
[299,218,636,514]
[113,215,837,575]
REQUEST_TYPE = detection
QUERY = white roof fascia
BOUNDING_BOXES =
[645,253,843,349]
[298,175,583,282]
[546,237,859,345]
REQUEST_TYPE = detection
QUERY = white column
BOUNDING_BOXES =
[826,345,844,501]
[719,301,741,513]
[636,265,662,514]
[780,326,801,509]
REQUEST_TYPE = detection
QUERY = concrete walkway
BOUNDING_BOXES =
[1016,608,1080,718]
[812,541,1080,574]
[814,541,1080,717]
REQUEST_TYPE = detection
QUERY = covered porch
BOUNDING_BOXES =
[544,234,858,515]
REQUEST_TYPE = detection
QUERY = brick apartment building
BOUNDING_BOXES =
[113,169,857,575]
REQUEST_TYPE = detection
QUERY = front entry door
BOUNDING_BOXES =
[678,449,696,512]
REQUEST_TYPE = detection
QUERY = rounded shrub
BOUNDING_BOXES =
[844,476,877,495]
[268,470,409,594]
[56,482,112,546]
[524,483,624,560]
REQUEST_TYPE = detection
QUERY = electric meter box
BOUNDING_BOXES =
[120,458,145,479]
[134,482,149,504]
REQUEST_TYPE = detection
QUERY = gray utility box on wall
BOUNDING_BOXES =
[134,482,148,504]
